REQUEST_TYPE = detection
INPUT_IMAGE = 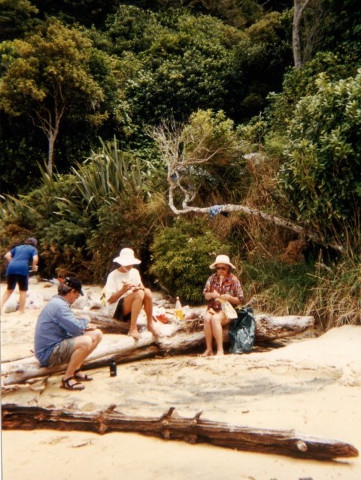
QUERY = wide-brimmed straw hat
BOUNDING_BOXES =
[210,254,235,269]
[113,248,141,266]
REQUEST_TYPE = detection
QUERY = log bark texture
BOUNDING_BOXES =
[2,404,358,460]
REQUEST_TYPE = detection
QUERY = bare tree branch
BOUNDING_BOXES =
[149,119,343,252]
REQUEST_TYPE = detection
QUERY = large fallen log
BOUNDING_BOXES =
[1,331,206,386]
[84,310,315,342]
[1,311,315,386]
[2,404,358,460]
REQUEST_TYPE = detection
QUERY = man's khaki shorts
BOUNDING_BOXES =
[48,338,75,367]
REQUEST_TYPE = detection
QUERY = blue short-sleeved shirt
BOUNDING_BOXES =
[6,244,38,276]
[34,295,89,366]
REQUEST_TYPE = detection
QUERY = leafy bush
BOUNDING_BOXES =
[150,216,228,304]
[278,70,361,236]
[0,137,169,281]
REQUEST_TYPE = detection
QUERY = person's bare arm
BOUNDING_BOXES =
[107,282,134,304]
[32,254,39,272]
[4,251,12,262]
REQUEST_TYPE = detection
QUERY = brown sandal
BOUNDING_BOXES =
[61,376,85,391]
[74,369,93,381]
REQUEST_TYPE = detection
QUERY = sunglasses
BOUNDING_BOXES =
[216,266,228,270]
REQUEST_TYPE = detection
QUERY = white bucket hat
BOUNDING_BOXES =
[210,254,235,269]
[113,248,141,266]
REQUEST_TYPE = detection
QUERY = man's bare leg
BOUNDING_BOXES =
[71,329,103,380]
[63,336,96,387]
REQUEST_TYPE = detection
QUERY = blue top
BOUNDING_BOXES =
[34,295,89,366]
[6,244,38,276]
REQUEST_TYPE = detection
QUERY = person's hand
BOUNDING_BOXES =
[212,290,220,299]
[122,282,134,293]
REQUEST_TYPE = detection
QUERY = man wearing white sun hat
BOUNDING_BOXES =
[104,248,159,339]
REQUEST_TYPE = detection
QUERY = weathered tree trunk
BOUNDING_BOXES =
[2,404,358,460]
[1,314,314,386]
[1,331,206,385]
[253,314,314,342]
[85,311,315,342]
[292,0,312,68]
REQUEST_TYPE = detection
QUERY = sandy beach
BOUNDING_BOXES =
[1,280,361,480]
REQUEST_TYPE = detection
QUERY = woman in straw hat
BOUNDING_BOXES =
[202,254,244,356]
[104,248,159,339]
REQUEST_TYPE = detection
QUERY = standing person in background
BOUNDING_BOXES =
[202,254,244,356]
[105,248,159,340]
[1,237,39,314]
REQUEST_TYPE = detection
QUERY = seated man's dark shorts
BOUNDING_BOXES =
[48,338,75,367]
[113,297,131,322]
[7,273,29,291]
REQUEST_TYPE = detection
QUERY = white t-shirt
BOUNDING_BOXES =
[104,268,142,317]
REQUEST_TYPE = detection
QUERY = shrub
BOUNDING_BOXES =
[150,216,228,304]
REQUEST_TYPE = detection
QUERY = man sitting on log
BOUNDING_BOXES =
[34,277,103,391]
[104,248,159,340]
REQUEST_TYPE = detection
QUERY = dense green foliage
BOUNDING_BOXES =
[1,0,361,328]
[278,71,361,234]
[150,217,228,303]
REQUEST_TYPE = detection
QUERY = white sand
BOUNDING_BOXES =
[1,280,361,480]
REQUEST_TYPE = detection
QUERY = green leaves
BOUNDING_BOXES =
[278,70,361,233]
[0,18,117,171]
[150,217,227,303]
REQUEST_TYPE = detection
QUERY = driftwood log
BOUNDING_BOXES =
[84,310,315,342]
[2,404,358,461]
[1,331,206,386]
[1,312,314,386]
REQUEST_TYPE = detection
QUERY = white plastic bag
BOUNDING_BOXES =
[221,300,238,320]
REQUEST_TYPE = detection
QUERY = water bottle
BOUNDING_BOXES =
[110,359,117,377]
[175,296,184,321]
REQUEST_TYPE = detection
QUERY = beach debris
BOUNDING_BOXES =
[2,404,358,461]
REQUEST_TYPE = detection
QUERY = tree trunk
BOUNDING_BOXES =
[1,314,314,385]
[293,0,312,68]
[84,311,315,341]
[2,404,358,460]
